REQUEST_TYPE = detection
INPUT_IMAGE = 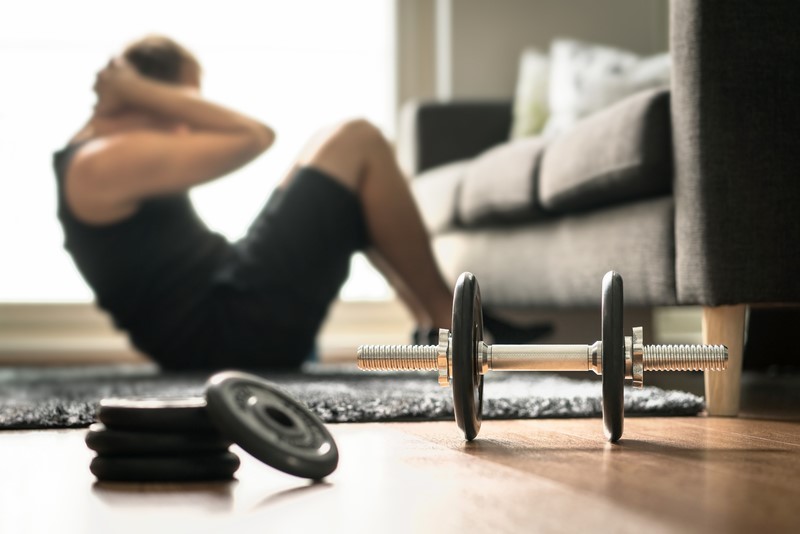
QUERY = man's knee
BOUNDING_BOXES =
[301,119,383,191]
[335,118,384,147]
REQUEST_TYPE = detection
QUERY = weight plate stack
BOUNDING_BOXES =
[87,372,339,483]
[90,397,238,482]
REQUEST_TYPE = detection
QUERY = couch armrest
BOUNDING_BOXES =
[671,0,800,305]
[397,101,512,176]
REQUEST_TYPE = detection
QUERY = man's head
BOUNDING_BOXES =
[122,35,201,89]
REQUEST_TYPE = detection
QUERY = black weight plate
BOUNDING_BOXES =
[451,272,484,441]
[205,371,338,480]
[85,423,232,456]
[89,451,240,482]
[97,397,219,434]
[601,271,625,442]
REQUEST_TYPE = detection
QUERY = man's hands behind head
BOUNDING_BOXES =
[93,57,138,116]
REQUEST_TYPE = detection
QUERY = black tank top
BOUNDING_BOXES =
[53,142,235,356]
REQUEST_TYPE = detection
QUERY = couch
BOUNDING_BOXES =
[399,0,800,415]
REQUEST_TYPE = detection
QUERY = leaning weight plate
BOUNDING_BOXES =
[90,451,240,482]
[601,271,625,442]
[205,371,339,480]
[97,397,219,433]
[85,423,232,456]
[451,272,484,441]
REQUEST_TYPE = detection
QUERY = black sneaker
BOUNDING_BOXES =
[482,311,553,344]
[411,327,441,346]
[412,314,552,346]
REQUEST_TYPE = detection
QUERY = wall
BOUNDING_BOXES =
[395,0,438,106]
[398,0,670,104]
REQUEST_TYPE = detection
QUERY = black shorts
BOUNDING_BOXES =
[182,166,369,370]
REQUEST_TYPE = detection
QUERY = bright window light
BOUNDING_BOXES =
[0,0,395,302]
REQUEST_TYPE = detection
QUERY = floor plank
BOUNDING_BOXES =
[1,416,799,534]
[394,417,800,534]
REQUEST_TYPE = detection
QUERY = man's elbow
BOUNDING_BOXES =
[253,124,276,152]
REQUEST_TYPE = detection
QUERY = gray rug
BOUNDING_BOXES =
[0,364,704,430]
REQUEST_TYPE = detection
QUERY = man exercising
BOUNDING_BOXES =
[55,35,457,370]
[56,35,546,370]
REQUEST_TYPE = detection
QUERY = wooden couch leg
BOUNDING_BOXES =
[702,305,747,416]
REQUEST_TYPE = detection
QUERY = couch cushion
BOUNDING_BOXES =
[432,195,676,308]
[410,160,467,234]
[542,39,671,139]
[509,48,550,140]
[539,88,672,213]
[457,137,548,226]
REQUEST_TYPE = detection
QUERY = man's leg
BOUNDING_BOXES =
[365,248,438,331]
[291,119,453,330]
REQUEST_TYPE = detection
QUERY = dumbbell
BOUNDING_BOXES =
[357,271,728,442]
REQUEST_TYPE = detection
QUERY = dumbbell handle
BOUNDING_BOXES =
[355,343,597,372]
[484,342,728,372]
[486,343,601,372]
[357,328,728,387]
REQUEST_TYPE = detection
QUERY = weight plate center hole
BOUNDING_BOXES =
[265,406,295,429]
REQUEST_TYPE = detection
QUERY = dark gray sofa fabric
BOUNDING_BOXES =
[432,196,676,308]
[414,89,672,230]
[411,160,468,234]
[402,0,800,310]
[458,137,548,226]
[399,101,512,175]
[540,88,672,213]
[672,0,800,305]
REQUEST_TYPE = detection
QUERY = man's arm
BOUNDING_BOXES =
[70,59,274,204]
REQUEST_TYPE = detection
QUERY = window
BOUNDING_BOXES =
[0,0,395,303]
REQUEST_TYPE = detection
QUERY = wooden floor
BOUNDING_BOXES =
[1,377,799,534]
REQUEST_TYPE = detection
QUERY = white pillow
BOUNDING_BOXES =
[509,48,550,140]
[542,38,671,138]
